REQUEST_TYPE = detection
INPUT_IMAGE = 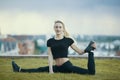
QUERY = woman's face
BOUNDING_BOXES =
[54,23,64,35]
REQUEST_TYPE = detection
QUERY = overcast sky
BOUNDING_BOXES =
[0,0,120,36]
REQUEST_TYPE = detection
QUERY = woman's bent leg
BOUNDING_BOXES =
[61,52,95,75]
[60,61,88,74]
[88,52,95,75]
[70,66,89,74]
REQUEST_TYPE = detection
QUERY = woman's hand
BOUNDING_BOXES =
[49,71,54,74]
[91,42,96,49]
[48,47,54,74]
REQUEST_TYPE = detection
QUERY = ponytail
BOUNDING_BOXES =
[64,29,69,38]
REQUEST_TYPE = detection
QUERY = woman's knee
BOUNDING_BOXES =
[89,70,96,75]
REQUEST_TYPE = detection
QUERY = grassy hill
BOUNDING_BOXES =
[0,58,120,80]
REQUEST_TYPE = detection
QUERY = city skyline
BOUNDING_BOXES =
[0,0,120,36]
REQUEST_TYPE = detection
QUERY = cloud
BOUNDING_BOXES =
[0,0,120,12]
[0,0,120,35]
[0,10,120,35]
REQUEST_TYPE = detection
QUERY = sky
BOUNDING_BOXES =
[0,0,120,36]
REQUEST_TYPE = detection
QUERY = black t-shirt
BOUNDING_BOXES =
[47,37,74,59]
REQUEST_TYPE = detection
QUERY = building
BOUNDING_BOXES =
[18,40,35,55]
[0,36,19,55]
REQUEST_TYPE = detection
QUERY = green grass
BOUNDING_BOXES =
[0,58,120,80]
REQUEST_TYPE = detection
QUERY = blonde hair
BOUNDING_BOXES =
[54,20,69,37]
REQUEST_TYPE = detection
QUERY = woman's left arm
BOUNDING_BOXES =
[70,43,85,55]
[71,42,96,55]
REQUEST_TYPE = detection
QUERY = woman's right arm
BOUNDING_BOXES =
[48,47,54,74]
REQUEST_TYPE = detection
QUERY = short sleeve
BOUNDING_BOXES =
[69,38,74,46]
[47,39,51,47]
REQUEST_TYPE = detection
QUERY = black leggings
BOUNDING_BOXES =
[21,52,95,75]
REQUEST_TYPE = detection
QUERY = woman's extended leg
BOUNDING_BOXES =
[21,66,49,72]
[12,61,49,72]
[12,61,60,73]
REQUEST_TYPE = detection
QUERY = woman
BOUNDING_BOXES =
[12,20,96,75]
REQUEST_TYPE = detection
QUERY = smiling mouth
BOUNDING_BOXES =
[56,30,60,32]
